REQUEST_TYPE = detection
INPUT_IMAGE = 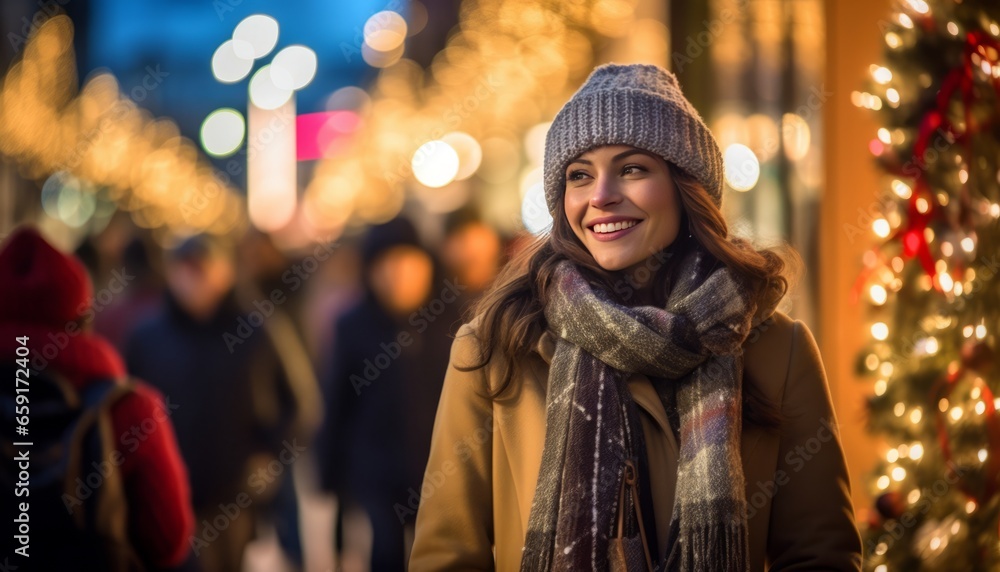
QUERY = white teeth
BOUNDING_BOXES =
[592,220,637,234]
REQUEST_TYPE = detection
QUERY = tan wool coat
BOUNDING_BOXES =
[410,310,864,571]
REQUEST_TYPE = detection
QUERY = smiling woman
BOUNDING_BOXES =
[410,63,863,572]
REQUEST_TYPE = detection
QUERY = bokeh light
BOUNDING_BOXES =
[524,122,551,166]
[405,1,429,36]
[364,11,408,52]
[249,65,292,110]
[521,181,552,235]
[212,40,254,83]
[477,137,520,184]
[325,86,371,111]
[723,143,760,192]
[271,45,317,90]
[441,132,482,181]
[247,101,297,232]
[0,16,243,234]
[233,14,279,59]
[41,171,96,227]
[200,108,246,157]
[362,42,404,68]
[412,140,460,188]
[746,114,779,162]
[781,113,811,161]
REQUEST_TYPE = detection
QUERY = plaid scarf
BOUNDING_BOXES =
[520,243,778,571]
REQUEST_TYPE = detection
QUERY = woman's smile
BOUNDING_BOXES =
[586,217,643,242]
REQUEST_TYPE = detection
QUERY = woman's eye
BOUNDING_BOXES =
[622,164,646,175]
[567,170,588,181]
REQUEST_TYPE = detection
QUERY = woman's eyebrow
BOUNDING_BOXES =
[611,149,657,162]
[567,150,658,169]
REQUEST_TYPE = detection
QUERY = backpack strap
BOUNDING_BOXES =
[64,378,145,572]
[64,379,125,529]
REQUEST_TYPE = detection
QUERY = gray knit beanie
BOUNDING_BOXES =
[543,63,724,216]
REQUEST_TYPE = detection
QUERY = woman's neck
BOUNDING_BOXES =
[633,281,655,306]
[615,260,657,306]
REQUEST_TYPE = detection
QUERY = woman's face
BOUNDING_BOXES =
[563,144,682,272]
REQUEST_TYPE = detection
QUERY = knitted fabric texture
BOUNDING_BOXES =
[520,242,778,571]
[0,226,92,328]
[542,63,724,217]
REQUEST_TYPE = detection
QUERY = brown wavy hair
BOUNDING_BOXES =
[462,161,802,430]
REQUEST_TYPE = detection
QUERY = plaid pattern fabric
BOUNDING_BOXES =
[520,244,778,571]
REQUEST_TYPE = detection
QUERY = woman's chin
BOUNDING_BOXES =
[591,254,642,273]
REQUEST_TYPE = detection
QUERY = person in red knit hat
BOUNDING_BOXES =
[0,225,195,571]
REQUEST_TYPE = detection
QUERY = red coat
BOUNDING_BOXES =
[1,323,195,568]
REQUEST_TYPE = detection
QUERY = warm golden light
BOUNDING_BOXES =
[891,179,912,199]
[781,113,810,161]
[0,15,242,234]
[872,322,889,340]
[873,218,891,238]
[904,0,929,14]
[871,65,893,84]
[441,131,483,181]
[305,0,642,232]
[870,284,888,305]
[412,140,460,188]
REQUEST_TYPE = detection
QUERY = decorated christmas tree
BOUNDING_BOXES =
[853,0,1000,569]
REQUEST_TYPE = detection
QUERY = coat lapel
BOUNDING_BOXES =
[625,373,677,458]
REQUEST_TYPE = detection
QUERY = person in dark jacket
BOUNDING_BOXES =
[316,216,459,571]
[125,234,309,571]
[0,226,194,570]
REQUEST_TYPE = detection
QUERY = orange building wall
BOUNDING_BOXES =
[822,0,892,517]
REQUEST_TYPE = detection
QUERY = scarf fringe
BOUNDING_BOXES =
[665,520,750,572]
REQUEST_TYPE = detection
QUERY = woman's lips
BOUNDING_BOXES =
[587,220,641,242]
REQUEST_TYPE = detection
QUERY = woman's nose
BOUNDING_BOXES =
[589,174,622,208]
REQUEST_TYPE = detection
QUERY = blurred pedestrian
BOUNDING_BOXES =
[94,236,163,352]
[125,234,313,572]
[439,208,504,326]
[0,226,194,571]
[316,216,456,571]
